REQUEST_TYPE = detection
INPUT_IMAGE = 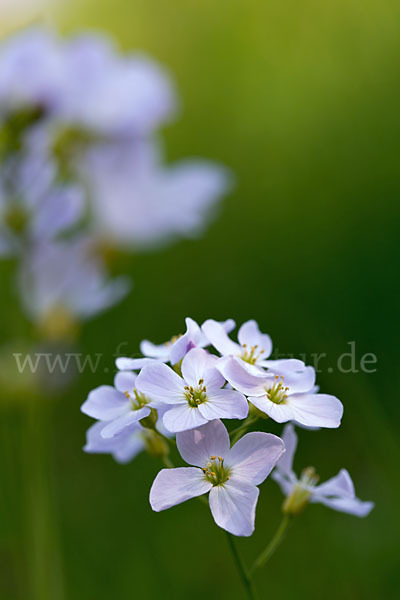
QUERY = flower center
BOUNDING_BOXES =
[184,379,207,408]
[283,467,319,515]
[202,456,231,486]
[125,389,148,411]
[165,334,182,347]
[265,375,289,404]
[240,343,264,365]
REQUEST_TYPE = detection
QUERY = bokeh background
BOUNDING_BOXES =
[1,1,399,598]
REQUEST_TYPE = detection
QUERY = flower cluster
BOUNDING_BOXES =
[0,29,230,332]
[82,317,373,536]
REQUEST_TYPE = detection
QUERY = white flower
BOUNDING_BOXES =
[135,348,249,432]
[150,419,285,536]
[273,424,374,516]
[219,356,343,428]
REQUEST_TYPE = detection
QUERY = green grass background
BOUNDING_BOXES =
[1,1,399,598]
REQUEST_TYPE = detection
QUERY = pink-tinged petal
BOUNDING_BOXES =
[163,404,208,433]
[226,432,285,485]
[84,421,144,463]
[114,370,137,393]
[100,406,151,438]
[259,358,306,371]
[218,357,269,396]
[181,347,224,389]
[81,385,128,420]
[209,480,259,536]
[313,469,355,498]
[249,395,294,423]
[202,319,240,357]
[140,340,170,361]
[135,362,185,404]
[116,357,159,370]
[237,320,272,358]
[287,393,343,428]
[198,390,249,421]
[150,467,212,511]
[176,419,231,467]
[277,424,298,476]
[169,318,202,365]
[271,470,296,497]
[312,495,374,517]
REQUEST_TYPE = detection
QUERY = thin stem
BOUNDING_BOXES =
[251,514,290,574]
[226,532,257,600]
[161,456,174,468]
[230,416,259,444]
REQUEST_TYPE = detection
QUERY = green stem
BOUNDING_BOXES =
[226,532,257,600]
[161,456,175,468]
[251,514,290,574]
[230,416,259,444]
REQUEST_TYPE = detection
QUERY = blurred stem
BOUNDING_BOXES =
[251,514,290,574]
[226,532,257,600]
[23,401,66,600]
[230,416,259,444]
[161,456,174,468]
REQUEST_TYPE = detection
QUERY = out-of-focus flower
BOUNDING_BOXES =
[202,319,304,375]
[219,356,343,428]
[17,236,130,330]
[150,419,285,536]
[0,151,84,255]
[79,140,231,251]
[136,348,248,432]
[273,424,374,517]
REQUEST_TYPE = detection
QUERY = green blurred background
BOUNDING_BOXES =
[1,0,399,598]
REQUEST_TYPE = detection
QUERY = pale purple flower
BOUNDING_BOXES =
[139,317,235,365]
[80,140,231,251]
[135,348,249,433]
[218,356,343,428]
[0,151,84,255]
[202,318,304,375]
[17,236,130,323]
[84,420,145,464]
[150,419,285,536]
[272,424,374,517]
[81,370,151,439]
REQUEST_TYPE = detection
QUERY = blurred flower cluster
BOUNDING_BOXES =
[82,317,373,538]
[0,28,230,336]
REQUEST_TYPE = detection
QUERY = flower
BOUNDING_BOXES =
[272,424,374,516]
[139,316,236,365]
[0,151,84,256]
[81,370,152,439]
[80,140,231,251]
[202,318,304,375]
[150,419,285,536]
[17,236,130,326]
[84,418,171,464]
[218,356,343,428]
[135,348,249,432]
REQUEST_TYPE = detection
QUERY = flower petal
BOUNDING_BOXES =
[248,395,294,422]
[135,362,185,403]
[176,419,231,467]
[198,390,249,421]
[311,471,374,517]
[84,421,144,463]
[202,319,240,357]
[140,340,170,361]
[218,357,268,396]
[114,370,137,393]
[225,432,285,485]
[271,469,295,497]
[313,496,374,517]
[181,347,224,389]
[150,467,212,511]
[163,404,208,433]
[287,393,343,428]
[313,469,355,498]
[100,406,151,438]
[81,385,129,420]
[209,480,259,536]
[116,357,158,370]
[237,320,272,358]
[277,424,298,476]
